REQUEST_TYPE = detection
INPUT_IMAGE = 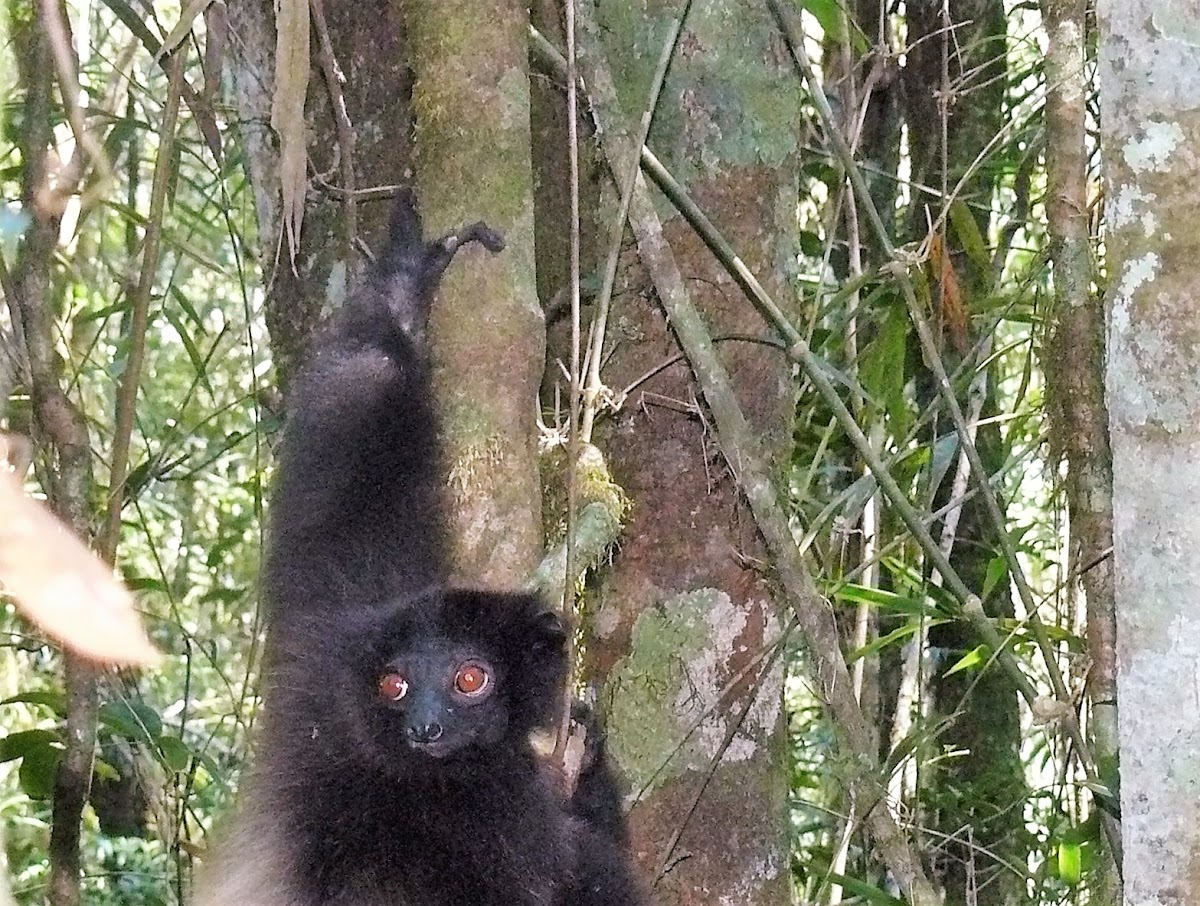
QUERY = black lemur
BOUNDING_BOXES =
[193,194,646,906]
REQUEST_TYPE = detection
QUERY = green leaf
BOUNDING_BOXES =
[1,690,66,715]
[859,305,910,432]
[819,870,907,906]
[76,299,129,323]
[799,0,869,53]
[849,618,949,663]
[944,644,990,677]
[19,743,62,800]
[158,735,192,773]
[0,728,61,763]
[883,714,954,778]
[170,284,206,331]
[1056,839,1083,885]
[122,574,168,593]
[164,295,215,394]
[100,699,163,746]
[982,555,1008,599]
[98,0,163,54]
[94,758,121,782]
[834,584,932,616]
[1062,815,1101,844]
[798,230,823,258]
[948,199,991,278]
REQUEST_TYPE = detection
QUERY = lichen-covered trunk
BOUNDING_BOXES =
[1098,1,1200,900]
[409,1,546,585]
[576,4,798,904]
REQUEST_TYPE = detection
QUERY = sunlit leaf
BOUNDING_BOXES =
[944,644,990,677]
[273,0,311,265]
[1056,839,1082,885]
[156,0,218,62]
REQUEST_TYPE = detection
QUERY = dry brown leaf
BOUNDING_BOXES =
[272,0,311,267]
[928,230,970,354]
[0,470,160,666]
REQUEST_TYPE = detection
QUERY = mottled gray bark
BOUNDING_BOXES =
[1099,1,1200,902]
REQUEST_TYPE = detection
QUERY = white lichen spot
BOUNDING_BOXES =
[1110,253,1161,336]
[593,600,622,640]
[717,851,783,906]
[673,595,784,763]
[326,260,348,310]
[1124,121,1184,173]
[1110,184,1154,232]
[1048,21,1085,105]
[707,592,748,655]
[1151,4,1200,49]
[748,653,785,735]
[674,593,740,760]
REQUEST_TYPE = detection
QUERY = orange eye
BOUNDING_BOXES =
[454,663,489,695]
[378,672,409,701]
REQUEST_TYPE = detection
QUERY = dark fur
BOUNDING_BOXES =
[195,193,644,906]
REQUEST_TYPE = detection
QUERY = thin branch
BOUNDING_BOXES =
[99,54,186,562]
[555,0,583,773]
[9,14,97,905]
[37,0,113,210]
[309,0,357,255]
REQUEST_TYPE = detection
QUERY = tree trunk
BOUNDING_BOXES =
[409,1,546,585]
[1041,0,1120,899]
[579,4,798,903]
[1099,0,1200,900]
[228,0,415,391]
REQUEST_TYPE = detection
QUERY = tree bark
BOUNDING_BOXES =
[1041,0,1120,899]
[409,1,546,586]
[576,4,799,903]
[1099,0,1200,900]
